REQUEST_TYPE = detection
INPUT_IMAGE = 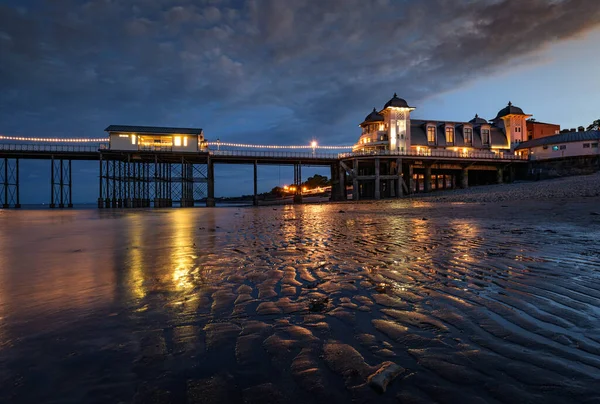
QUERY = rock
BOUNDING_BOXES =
[338,210,345,213]
[367,362,405,393]
[421,217,428,221]
[590,212,599,216]
[308,297,329,312]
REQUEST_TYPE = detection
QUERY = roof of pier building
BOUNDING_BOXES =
[410,120,508,148]
[493,102,531,120]
[105,125,204,136]
[469,114,488,125]
[383,93,414,109]
[359,108,385,126]
[514,130,600,150]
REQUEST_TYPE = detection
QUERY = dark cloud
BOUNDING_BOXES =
[1,0,599,144]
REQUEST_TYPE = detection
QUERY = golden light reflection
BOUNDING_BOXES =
[126,216,146,300]
[170,210,196,291]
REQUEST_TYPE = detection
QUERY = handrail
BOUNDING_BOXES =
[210,150,339,159]
[0,143,528,161]
[0,143,105,152]
[341,150,528,160]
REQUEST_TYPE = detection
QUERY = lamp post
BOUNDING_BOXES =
[311,141,317,156]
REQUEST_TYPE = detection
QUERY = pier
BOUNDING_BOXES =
[0,142,527,208]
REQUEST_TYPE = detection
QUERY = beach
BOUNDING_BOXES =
[0,176,599,403]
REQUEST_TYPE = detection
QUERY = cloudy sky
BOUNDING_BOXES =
[1,0,600,202]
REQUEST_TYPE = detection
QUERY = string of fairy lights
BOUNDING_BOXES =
[206,141,353,150]
[0,135,353,149]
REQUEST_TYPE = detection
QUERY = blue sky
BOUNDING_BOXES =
[1,0,599,202]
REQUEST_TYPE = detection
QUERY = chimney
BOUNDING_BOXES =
[570,128,576,132]
[578,126,585,132]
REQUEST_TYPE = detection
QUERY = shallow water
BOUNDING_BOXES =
[1,200,600,403]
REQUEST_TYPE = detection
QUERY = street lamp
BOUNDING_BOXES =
[311,140,317,155]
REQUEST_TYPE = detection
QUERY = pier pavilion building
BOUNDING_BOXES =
[353,94,532,156]
[105,125,207,153]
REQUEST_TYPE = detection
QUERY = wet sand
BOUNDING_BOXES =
[0,194,599,403]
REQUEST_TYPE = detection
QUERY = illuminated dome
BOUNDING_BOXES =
[494,101,526,119]
[383,93,411,109]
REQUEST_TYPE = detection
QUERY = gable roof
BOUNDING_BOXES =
[515,130,600,150]
[105,125,203,135]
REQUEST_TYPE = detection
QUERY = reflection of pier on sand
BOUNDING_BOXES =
[0,201,599,403]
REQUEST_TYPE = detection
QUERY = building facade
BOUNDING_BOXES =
[515,130,600,159]
[354,95,534,155]
[526,120,561,141]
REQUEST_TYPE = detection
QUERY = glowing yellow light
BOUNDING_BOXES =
[303,187,307,192]
[453,147,458,152]
[311,141,317,148]
[417,147,421,152]
[174,136,182,146]
[462,148,467,153]
[0,135,108,142]
[183,136,188,147]
[131,134,137,145]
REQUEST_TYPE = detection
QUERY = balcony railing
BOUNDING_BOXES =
[340,149,528,160]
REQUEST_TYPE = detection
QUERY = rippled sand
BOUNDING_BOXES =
[1,199,599,403]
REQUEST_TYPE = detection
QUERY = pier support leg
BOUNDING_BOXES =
[424,166,432,193]
[206,159,215,207]
[293,163,303,204]
[253,160,258,206]
[98,154,104,208]
[339,164,346,201]
[460,168,469,189]
[352,159,359,201]
[374,158,380,200]
[496,167,504,184]
[396,158,403,198]
[68,160,73,208]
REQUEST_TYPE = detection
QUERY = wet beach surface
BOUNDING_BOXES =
[1,198,600,403]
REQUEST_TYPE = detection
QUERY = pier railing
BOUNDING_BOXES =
[210,150,340,159]
[340,150,528,160]
[0,143,104,152]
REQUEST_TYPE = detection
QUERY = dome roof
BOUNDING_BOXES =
[383,93,411,109]
[469,114,488,125]
[494,101,526,119]
[363,108,384,123]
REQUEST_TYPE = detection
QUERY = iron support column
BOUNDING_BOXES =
[374,158,381,200]
[68,160,73,208]
[352,159,359,201]
[206,158,215,207]
[15,158,20,208]
[253,160,258,206]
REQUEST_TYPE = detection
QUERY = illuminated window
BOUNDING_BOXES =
[464,128,473,145]
[445,127,454,144]
[481,129,490,145]
[427,126,436,143]
[131,135,137,145]
[552,145,559,151]
[174,136,182,146]
[183,137,188,147]
[119,134,128,138]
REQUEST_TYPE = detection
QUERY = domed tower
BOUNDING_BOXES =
[493,102,532,150]
[380,93,415,152]
[355,108,386,151]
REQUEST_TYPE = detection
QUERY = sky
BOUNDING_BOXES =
[1,0,600,202]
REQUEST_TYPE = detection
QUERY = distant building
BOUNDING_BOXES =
[526,119,560,141]
[354,94,534,154]
[515,129,600,159]
[106,125,207,152]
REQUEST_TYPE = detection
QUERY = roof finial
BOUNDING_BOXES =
[393,92,397,97]
[508,101,512,107]
[373,107,377,112]
[475,113,479,118]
